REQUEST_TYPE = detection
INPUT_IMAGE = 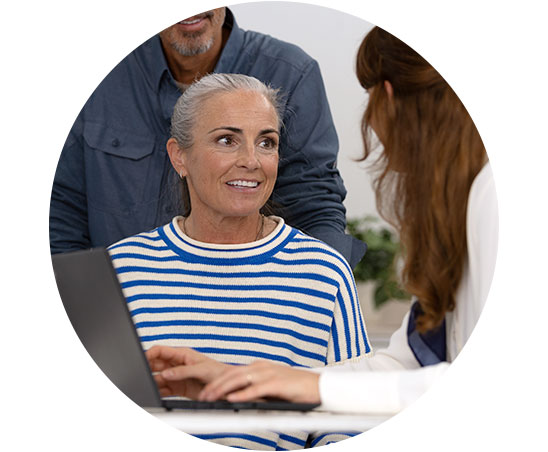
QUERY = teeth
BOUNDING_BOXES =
[227,180,259,188]
[180,18,202,25]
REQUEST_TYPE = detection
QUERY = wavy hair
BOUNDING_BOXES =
[356,27,487,333]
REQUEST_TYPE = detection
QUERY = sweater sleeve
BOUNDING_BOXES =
[325,267,371,364]
[308,264,371,447]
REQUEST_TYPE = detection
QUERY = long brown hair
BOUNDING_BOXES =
[356,27,487,333]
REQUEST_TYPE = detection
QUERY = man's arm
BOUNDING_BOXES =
[273,60,366,267]
[49,114,91,254]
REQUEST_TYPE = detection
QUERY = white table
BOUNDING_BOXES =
[148,407,392,433]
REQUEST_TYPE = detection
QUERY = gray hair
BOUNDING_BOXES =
[170,73,283,148]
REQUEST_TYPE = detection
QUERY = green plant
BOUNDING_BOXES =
[347,215,410,308]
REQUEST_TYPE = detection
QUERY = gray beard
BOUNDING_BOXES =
[171,36,214,57]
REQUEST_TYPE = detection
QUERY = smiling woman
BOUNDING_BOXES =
[106,73,371,450]
[166,77,280,244]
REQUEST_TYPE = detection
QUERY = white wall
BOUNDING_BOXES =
[230,1,377,221]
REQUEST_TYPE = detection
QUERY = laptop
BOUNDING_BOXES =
[51,248,320,412]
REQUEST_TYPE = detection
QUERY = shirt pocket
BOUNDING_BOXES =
[83,121,166,217]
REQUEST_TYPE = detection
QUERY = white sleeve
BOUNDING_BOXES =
[467,162,498,315]
[318,362,449,413]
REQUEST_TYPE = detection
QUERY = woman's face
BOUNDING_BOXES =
[172,90,280,222]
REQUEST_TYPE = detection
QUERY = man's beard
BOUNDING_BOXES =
[170,34,215,57]
[165,8,225,57]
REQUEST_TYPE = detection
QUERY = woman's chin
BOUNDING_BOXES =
[216,203,267,219]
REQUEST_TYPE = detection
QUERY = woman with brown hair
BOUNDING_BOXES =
[145,26,498,414]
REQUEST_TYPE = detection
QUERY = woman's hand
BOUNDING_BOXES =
[145,346,231,399]
[198,360,321,404]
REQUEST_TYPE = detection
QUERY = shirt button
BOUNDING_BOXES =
[111,138,120,147]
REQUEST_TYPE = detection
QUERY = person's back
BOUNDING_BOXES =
[303,26,498,411]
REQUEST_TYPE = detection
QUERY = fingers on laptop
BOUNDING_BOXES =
[199,360,273,401]
[146,345,209,367]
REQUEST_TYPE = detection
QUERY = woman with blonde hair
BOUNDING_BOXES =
[146,26,498,414]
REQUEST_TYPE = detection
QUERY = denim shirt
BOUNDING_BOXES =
[50,10,366,267]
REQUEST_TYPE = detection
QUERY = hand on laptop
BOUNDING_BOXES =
[146,346,231,399]
[198,360,321,404]
[146,346,321,404]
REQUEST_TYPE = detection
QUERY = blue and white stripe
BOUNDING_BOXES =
[109,216,370,449]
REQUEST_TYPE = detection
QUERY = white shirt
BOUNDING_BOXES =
[318,163,498,413]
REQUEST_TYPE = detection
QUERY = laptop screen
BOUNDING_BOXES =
[52,248,162,408]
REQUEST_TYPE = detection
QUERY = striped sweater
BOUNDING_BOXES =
[109,216,371,449]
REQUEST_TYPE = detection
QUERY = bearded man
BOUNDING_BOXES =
[50,7,366,268]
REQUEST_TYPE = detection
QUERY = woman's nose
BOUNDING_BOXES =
[236,143,260,169]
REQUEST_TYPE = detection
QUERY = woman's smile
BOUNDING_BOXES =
[226,179,261,189]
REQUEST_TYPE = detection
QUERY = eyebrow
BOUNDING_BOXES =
[208,127,280,136]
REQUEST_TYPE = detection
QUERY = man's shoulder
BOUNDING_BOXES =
[89,35,162,91]
[240,28,315,72]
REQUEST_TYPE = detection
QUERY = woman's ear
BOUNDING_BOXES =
[384,80,394,99]
[166,138,187,178]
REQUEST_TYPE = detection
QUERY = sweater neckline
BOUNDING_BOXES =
[158,215,295,263]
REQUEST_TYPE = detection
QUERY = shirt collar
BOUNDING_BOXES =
[214,8,244,73]
[141,8,244,92]
[144,34,171,92]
